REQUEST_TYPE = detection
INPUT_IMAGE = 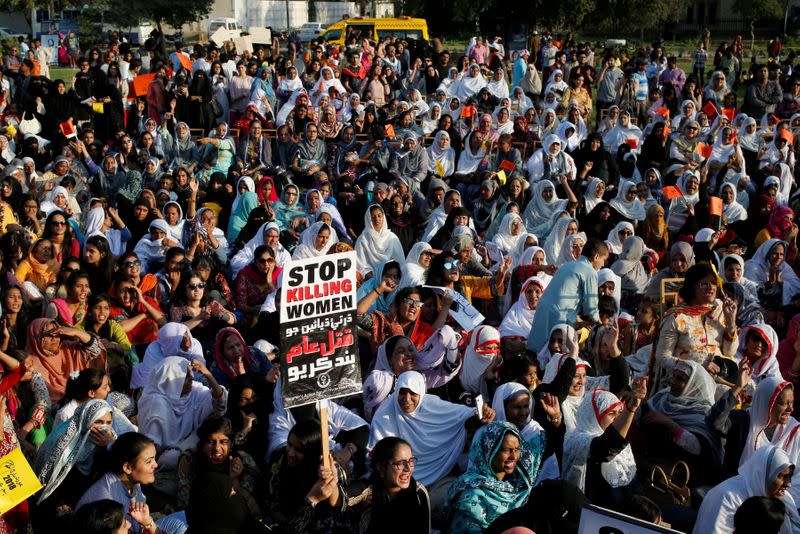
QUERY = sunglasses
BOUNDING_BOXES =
[256,257,274,264]
[444,260,460,271]
[401,297,423,308]
[123,260,141,268]
[188,282,206,290]
[50,220,67,226]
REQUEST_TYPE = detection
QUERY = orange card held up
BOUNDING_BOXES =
[499,159,516,172]
[59,118,77,138]
[662,185,684,200]
[384,124,396,138]
[695,142,713,159]
[461,105,476,118]
[709,196,723,216]
[131,73,157,98]
[178,53,193,72]
[722,108,736,122]
[780,129,795,144]
[657,107,670,119]
[624,138,638,149]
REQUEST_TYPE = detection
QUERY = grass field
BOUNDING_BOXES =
[50,66,78,88]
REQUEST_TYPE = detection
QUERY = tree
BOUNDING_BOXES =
[104,0,214,34]
[733,0,783,25]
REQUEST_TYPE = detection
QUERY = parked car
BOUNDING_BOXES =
[298,22,325,42]
[208,18,243,42]
[0,28,26,41]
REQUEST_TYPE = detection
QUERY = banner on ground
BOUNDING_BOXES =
[578,505,683,534]
[279,251,361,409]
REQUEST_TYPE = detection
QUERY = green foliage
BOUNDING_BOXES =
[104,0,214,31]
[732,0,783,22]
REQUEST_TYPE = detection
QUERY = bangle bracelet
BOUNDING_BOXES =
[373,288,381,296]
[625,402,638,413]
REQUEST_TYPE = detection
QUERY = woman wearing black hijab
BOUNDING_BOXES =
[573,132,619,186]
[187,69,215,133]
[45,79,80,137]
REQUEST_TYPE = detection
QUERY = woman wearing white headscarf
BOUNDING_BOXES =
[671,99,698,130]
[137,356,227,469]
[521,180,570,237]
[368,371,480,486]
[494,106,514,135]
[667,172,701,232]
[292,221,338,260]
[339,93,365,124]
[598,268,622,311]
[83,206,130,257]
[312,66,346,101]
[509,234,540,269]
[555,233,586,267]
[737,115,760,152]
[605,221,634,256]
[422,103,442,134]
[456,131,489,174]
[759,131,796,202]
[399,242,432,289]
[602,110,642,158]
[277,66,303,103]
[543,216,578,265]
[408,88,429,118]
[40,185,78,217]
[427,130,456,178]
[693,445,800,534]
[453,64,488,101]
[133,219,176,273]
[487,68,509,100]
[544,69,568,99]
[525,134,577,184]
[161,200,185,244]
[499,277,543,339]
[556,121,581,153]
[583,177,606,215]
[437,67,460,96]
[229,221,291,277]
[230,176,255,216]
[34,399,115,507]
[709,125,746,189]
[744,239,800,306]
[610,180,646,222]
[355,204,406,277]
[129,322,204,390]
[491,212,525,255]
[562,383,645,506]
[720,182,748,223]
[459,326,501,398]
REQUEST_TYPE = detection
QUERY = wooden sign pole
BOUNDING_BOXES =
[319,400,330,469]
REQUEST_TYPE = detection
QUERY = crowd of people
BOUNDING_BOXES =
[1,23,800,534]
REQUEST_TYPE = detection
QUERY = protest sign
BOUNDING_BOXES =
[130,73,156,98]
[209,27,229,47]
[579,505,682,533]
[0,448,42,514]
[247,27,273,45]
[234,36,253,54]
[279,251,361,409]
[423,285,485,331]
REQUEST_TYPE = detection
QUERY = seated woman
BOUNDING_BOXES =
[445,422,537,534]
[641,360,723,485]
[357,282,445,352]
[211,327,275,390]
[347,436,431,532]
[79,294,134,381]
[292,123,327,188]
[168,270,236,349]
[45,270,91,326]
[134,219,179,273]
[75,432,187,534]
[130,322,204,390]
[265,419,348,531]
[693,445,800,533]
[369,371,494,489]
[355,204,405,278]
[644,241,695,300]
[292,222,338,260]
[53,368,134,433]
[745,239,800,327]
[521,179,577,239]
[116,252,160,302]
[109,275,165,347]
[182,416,262,532]
[27,318,106,403]
[230,221,292,277]
[182,207,229,269]
[499,277,544,341]
[426,252,510,305]
[196,123,236,185]
[233,245,277,327]
[356,260,403,315]
[33,399,117,530]
[14,238,58,299]
[562,380,647,509]
[137,357,227,476]
[654,263,739,382]
[734,324,781,393]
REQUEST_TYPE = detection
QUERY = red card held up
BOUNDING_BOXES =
[461,106,476,118]
[499,159,516,172]
[624,138,638,149]
[662,185,684,200]
[709,196,723,216]
[384,124,396,138]
[695,142,713,159]
[702,101,718,121]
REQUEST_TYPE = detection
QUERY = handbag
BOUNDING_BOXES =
[18,111,41,136]
[643,460,691,506]
[210,97,223,118]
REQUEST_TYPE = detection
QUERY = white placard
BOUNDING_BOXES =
[579,505,683,534]
[247,27,272,44]
[209,27,229,47]
[423,285,485,331]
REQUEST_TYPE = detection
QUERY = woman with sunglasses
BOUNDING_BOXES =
[426,252,511,305]
[42,210,80,263]
[348,436,431,533]
[115,252,160,301]
[169,271,236,348]
[358,286,438,354]
[233,244,277,326]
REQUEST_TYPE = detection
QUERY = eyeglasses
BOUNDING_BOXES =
[390,457,417,471]
[188,282,206,290]
[123,260,141,268]
[401,298,423,308]
[61,266,77,273]
[444,260,460,271]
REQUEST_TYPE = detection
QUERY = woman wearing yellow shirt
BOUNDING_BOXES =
[426,252,511,304]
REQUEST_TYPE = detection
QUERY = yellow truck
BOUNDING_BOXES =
[320,16,429,46]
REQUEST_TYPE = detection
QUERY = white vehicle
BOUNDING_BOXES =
[0,28,26,40]
[208,18,243,41]
[297,22,325,42]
